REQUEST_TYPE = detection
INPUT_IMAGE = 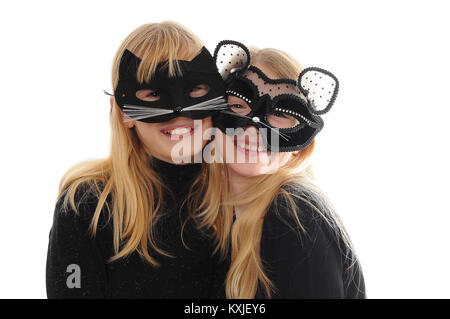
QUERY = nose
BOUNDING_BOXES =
[164,116,193,125]
[251,116,260,123]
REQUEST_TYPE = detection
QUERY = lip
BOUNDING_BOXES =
[233,138,268,155]
[160,122,195,131]
[234,126,265,146]
[235,138,260,146]
[160,122,197,139]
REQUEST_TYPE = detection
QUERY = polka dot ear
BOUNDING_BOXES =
[213,40,251,80]
[298,67,339,115]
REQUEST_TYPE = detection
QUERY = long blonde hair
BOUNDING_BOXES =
[188,48,357,298]
[57,21,203,265]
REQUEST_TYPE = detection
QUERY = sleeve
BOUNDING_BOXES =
[260,197,366,299]
[342,255,366,299]
[46,191,108,298]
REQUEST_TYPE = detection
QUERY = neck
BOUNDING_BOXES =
[150,155,202,197]
[227,167,251,218]
[148,152,196,165]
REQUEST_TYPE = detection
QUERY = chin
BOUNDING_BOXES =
[228,163,267,178]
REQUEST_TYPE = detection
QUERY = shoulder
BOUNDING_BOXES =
[261,183,351,269]
[262,183,366,298]
[53,180,110,229]
[263,184,331,243]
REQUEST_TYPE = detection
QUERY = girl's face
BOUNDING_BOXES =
[134,116,212,163]
[111,97,212,164]
[219,63,298,177]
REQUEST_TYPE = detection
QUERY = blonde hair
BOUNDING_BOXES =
[188,47,356,298]
[58,21,203,265]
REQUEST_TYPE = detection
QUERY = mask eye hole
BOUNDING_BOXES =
[227,95,251,116]
[267,110,300,128]
[136,89,160,102]
[190,84,209,98]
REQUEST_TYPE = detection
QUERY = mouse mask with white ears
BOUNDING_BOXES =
[212,40,339,152]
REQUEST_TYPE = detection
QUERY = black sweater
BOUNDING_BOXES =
[255,189,366,298]
[46,158,228,298]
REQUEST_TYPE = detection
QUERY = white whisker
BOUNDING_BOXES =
[122,96,228,121]
[123,107,173,121]
[182,97,227,111]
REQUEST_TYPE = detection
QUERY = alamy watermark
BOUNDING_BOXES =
[66,264,81,289]
[170,120,282,165]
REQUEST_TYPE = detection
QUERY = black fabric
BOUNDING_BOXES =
[114,47,226,123]
[46,158,228,298]
[211,39,339,152]
[213,66,324,152]
[255,187,366,299]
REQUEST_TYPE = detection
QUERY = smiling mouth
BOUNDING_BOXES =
[160,126,195,138]
[233,136,267,153]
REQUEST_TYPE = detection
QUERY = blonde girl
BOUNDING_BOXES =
[46,22,227,298]
[189,41,366,298]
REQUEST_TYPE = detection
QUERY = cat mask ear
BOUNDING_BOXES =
[118,49,141,81]
[213,40,251,80]
[298,67,339,115]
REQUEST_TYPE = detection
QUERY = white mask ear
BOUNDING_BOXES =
[213,40,251,80]
[298,67,339,115]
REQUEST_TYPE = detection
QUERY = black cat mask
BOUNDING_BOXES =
[212,40,339,152]
[106,46,227,123]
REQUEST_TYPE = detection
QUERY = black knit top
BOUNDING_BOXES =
[255,188,366,299]
[46,158,227,298]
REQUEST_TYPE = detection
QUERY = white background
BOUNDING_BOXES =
[0,0,449,298]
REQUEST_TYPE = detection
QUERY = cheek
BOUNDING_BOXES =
[135,122,158,135]
[257,152,293,174]
[278,152,293,166]
[202,117,212,130]
[134,122,161,147]
[199,117,213,143]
